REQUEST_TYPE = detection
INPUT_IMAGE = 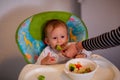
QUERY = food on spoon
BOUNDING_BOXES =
[69,62,92,73]
[38,75,45,80]
[56,45,62,51]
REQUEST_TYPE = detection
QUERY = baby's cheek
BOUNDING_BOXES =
[51,42,57,48]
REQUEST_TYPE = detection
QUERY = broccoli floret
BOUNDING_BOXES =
[69,63,75,72]
[56,45,62,51]
[38,75,45,80]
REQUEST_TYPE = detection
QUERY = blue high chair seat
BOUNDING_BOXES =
[16,11,88,64]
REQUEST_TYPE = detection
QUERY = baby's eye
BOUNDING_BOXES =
[53,37,57,39]
[61,36,65,38]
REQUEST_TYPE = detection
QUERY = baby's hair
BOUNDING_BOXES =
[44,19,68,37]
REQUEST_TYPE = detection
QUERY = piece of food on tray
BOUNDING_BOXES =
[38,75,45,80]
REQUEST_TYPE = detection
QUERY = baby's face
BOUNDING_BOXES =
[46,25,68,49]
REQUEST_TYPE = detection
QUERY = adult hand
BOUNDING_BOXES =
[61,43,78,58]
[61,41,84,58]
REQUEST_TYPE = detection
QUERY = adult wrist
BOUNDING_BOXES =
[75,41,83,53]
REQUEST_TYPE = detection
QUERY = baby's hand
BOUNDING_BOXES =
[41,52,56,65]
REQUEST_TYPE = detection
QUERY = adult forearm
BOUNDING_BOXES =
[82,27,120,51]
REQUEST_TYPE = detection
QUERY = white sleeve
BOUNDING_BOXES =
[35,50,44,65]
[35,46,51,65]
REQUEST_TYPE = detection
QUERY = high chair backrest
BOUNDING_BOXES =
[16,11,88,64]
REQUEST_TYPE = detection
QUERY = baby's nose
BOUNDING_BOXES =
[57,39,62,43]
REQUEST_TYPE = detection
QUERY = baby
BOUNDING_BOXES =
[35,19,86,65]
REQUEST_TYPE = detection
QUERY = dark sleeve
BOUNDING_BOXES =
[82,27,120,51]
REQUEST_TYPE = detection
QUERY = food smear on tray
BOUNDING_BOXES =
[69,62,92,74]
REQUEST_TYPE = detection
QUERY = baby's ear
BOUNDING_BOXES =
[44,38,49,45]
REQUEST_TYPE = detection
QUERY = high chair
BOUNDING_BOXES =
[16,11,88,64]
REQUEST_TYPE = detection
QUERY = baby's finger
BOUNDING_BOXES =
[47,52,51,57]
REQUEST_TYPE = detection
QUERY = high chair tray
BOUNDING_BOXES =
[18,54,120,80]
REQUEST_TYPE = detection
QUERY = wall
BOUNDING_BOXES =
[0,0,80,80]
[81,0,120,69]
